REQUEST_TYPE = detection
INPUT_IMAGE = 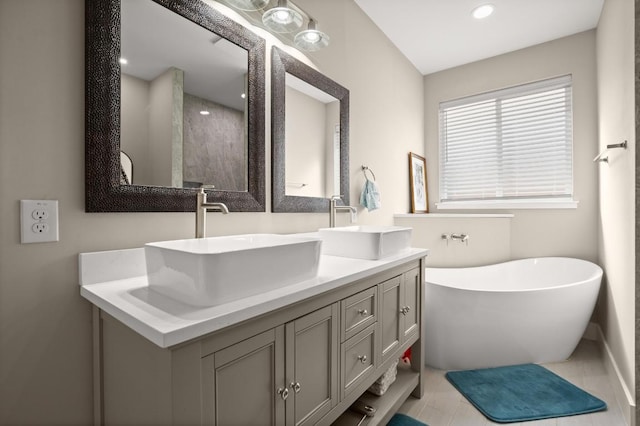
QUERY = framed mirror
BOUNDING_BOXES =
[271,47,349,212]
[85,0,266,212]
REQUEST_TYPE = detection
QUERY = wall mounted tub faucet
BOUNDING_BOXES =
[442,233,469,246]
[329,195,357,228]
[451,233,469,245]
[195,188,229,238]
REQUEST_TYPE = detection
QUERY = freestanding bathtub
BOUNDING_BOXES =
[424,257,603,371]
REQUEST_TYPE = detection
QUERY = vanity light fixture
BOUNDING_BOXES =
[262,0,303,33]
[219,0,330,51]
[472,4,495,19]
[294,19,329,51]
[224,0,269,11]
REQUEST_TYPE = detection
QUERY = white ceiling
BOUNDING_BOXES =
[354,0,605,75]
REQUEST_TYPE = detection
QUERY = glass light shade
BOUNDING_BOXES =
[294,29,329,51]
[262,0,303,33]
[294,21,329,51]
[224,0,269,11]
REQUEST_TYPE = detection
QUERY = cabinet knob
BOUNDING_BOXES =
[357,309,368,316]
[277,387,289,401]
[357,355,367,364]
[400,306,411,315]
[290,382,302,393]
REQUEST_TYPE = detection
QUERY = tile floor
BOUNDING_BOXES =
[397,339,628,426]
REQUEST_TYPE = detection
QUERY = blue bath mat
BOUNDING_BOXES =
[387,413,427,426]
[445,364,606,423]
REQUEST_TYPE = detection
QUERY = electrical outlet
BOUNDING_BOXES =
[32,223,50,233]
[32,209,49,220]
[20,200,59,244]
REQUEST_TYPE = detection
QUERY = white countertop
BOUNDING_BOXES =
[79,246,428,348]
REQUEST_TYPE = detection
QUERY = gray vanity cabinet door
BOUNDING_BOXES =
[402,267,421,341]
[202,326,286,426]
[379,269,421,365]
[379,275,402,364]
[285,303,339,426]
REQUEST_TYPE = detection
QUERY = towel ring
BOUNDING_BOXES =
[361,165,376,181]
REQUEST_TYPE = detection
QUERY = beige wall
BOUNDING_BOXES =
[395,215,512,267]
[0,0,423,424]
[596,0,636,403]
[294,0,425,221]
[419,31,599,266]
[121,74,152,184]
[149,67,182,187]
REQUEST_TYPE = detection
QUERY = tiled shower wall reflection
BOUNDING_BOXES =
[183,93,246,191]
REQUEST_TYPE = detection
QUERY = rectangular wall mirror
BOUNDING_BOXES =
[271,47,349,213]
[86,0,266,212]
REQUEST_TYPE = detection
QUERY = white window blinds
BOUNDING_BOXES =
[439,75,573,205]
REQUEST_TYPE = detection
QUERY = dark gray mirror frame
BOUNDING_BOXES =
[85,0,266,212]
[271,47,350,213]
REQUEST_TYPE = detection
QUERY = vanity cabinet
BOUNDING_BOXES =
[94,258,425,426]
[201,304,339,426]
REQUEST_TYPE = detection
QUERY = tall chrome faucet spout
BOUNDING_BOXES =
[329,195,357,228]
[196,188,229,238]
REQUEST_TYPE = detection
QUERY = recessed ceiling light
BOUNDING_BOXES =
[119,57,128,65]
[472,4,495,19]
[200,110,210,116]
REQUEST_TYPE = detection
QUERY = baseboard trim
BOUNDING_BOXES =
[584,322,635,426]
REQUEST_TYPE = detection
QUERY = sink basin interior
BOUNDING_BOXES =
[318,226,412,260]
[145,234,322,307]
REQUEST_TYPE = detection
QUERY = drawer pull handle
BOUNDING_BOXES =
[357,355,368,364]
[277,387,289,401]
[290,382,302,393]
[357,309,368,316]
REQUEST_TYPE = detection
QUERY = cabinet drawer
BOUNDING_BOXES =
[340,324,376,399]
[341,286,377,341]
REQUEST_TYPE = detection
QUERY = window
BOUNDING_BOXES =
[438,75,575,209]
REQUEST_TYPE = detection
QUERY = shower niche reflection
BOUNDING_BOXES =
[284,73,341,198]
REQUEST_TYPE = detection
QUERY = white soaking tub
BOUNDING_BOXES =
[424,257,603,370]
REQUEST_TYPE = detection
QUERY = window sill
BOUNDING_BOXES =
[394,213,514,218]
[436,200,579,210]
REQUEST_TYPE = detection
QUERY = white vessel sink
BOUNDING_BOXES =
[144,234,322,307]
[318,226,412,260]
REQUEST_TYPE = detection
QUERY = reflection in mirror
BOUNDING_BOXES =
[85,0,265,212]
[120,151,133,185]
[121,0,248,191]
[284,74,340,198]
[272,47,349,213]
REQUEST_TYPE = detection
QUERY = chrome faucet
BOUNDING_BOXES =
[451,233,469,245]
[195,188,229,238]
[329,195,357,228]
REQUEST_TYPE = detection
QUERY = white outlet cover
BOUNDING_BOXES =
[20,200,59,244]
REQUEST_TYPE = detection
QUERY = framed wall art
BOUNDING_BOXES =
[409,152,428,213]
